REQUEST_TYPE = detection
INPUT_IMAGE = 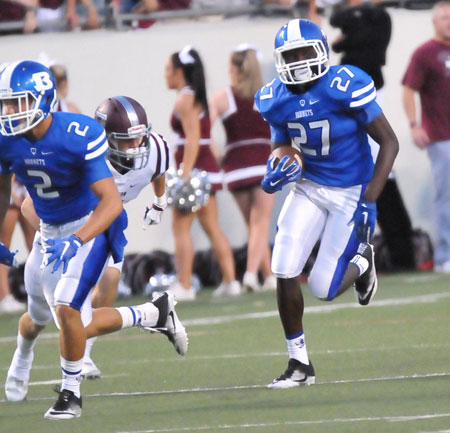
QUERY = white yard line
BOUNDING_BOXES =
[113,412,450,433]
[1,291,449,345]
[420,430,450,433]
[185,292,450,326]
[1,371,448,403]
[26,373,127,387]
[1,343,449,372]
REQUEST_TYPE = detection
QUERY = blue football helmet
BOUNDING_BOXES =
[274,19,330,85]
[0,60,57,136]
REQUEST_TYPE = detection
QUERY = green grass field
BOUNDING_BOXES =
[1,272,449,433]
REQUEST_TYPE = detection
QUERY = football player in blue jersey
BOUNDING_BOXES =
[255,19,399,388]
[0,61,188,419]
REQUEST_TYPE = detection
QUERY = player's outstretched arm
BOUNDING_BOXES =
[74,177,123,244]
[350,113,399,242]
[43,177,124,273]
[21,195,40,231]
[363,113,399,203]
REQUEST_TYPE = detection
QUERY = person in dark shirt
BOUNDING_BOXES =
[331,2,391,91]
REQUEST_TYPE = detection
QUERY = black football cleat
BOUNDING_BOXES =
[44,389,82,420]
[354,243,378,306]
[268,358,315,389]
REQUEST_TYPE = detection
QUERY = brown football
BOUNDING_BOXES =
[271,146,303,170]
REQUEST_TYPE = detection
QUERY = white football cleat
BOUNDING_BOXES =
[268,359,315,389]
[5,375,29,401]
[142,292,189,356]
[81,358,102,380]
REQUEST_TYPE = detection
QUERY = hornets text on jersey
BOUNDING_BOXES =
[0,112,111,224]
[255,64,382,188]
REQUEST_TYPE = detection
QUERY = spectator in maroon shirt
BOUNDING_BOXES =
[402,1,450,273]
[0,0,38,34]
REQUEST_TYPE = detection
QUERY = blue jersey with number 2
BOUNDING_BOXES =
[0,111,111,224]
[255,65,382,188]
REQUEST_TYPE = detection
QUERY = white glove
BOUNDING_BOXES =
[143,194,167,228]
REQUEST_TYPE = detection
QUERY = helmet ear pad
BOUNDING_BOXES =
[0,60,57,136]
[94,96,151,172]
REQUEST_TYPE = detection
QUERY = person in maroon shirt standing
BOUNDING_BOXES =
[402,0,450,273]
[209,45,277,294]
[165,45,240,301]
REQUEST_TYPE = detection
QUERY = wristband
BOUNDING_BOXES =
[72,234,85,245]
[155,193,167,208]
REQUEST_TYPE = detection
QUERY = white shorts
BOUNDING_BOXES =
[25,233,52,326]
[271,179,363,300]
[107,255,123,272]
[25,216,110,328]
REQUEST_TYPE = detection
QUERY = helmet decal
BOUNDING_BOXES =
[32,72,54,93]
[0,60,57,136]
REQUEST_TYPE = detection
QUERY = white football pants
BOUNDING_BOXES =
[272,179,363,300]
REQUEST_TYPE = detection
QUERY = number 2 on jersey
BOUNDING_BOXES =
[27,170,60,198]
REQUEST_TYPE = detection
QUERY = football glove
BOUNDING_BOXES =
[143,194,167,228]
[350,200,377,242]
[44,234,83,274]
[261,155,302,194]
[0,242,18,267]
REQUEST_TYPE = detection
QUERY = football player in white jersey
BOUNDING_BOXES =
[0,63,187,420]
[255,20,399,388]
[82,95,172,378]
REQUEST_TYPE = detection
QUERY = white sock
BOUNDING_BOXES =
[8,333,36,380]
[83,337,97,361]
[350,255,369,276]
[286,331,309,365]
[116,306,140,328]
[116,303,159,329]
[60,357,82,398]
[17,332,36,355]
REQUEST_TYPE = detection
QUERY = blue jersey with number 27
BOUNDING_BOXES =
[0,111,111,225]
[255,65,382,188]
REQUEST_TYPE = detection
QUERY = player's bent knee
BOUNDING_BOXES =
[55,304,81,326]
[308,274,332,300]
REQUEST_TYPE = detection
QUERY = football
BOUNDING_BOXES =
[271,145,303,170]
